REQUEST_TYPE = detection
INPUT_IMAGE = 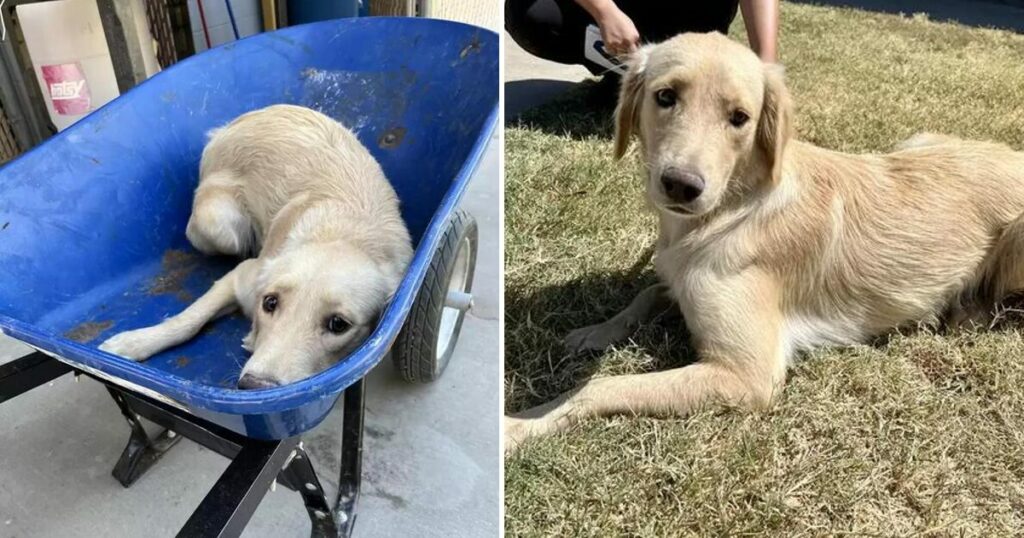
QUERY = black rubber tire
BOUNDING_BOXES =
[392,210,478,383]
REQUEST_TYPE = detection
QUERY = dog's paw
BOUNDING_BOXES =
[504,416,530,455]
[98,328,165,361]
[563,323,621,354]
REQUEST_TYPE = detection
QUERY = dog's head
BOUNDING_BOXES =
[615,32,792,217]
[236,242,399,389]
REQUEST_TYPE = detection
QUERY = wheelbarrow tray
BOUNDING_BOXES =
[0,17,498,440]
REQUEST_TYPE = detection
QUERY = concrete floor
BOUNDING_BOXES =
[503,32,589,119]
[0,135,500,537]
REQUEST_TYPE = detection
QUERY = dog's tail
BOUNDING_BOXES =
[186,175,257,257]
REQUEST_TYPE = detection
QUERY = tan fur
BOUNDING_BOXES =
[506,33,1024,450]
[101,105,412,386]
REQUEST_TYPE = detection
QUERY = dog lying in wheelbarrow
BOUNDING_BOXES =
[505,32,1024,450]
[101,104,412,389]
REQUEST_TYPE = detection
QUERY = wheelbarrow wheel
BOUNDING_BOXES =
[393,210,478,383]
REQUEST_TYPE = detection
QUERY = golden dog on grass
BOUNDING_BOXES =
[506,32,1024,450]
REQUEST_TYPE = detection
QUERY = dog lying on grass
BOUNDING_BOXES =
[101,104,412,389]
[506,32,1024,450]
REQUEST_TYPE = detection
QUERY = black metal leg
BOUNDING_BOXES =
[106,387,183,487]
[178,437,300,538]
[279,445,339,536]
[336,379,365,538]
[277,378,365,538]
[0,354,367,538]
[0,351,72,403]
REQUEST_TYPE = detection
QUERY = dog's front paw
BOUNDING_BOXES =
[504,416,530,455]
[563,323,621,354]
[99,328,165,361]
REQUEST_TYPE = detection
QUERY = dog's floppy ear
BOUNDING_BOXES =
[614,48,650,159]
[757,64,794,184]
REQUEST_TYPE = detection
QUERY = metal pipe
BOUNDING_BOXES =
[224,0,240,40]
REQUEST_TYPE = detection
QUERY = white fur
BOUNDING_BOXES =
[100,105,412,386]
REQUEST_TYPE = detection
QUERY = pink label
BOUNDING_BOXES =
[41,63,91,115]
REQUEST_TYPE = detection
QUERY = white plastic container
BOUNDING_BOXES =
[17,0,159,131]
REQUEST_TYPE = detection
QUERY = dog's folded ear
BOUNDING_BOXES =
[614,47,650,159]
[757,64,794,184]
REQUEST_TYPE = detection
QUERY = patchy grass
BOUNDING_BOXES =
[504,3,1024,536]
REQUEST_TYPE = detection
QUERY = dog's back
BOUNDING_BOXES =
[725,137,1024,349]
[185,105,411,264]
[198,104,398,237]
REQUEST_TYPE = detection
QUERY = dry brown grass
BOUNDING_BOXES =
[505,3,1024,536]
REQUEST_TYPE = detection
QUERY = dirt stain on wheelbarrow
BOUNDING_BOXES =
[64,320,113,343]
[378,127,406,149]
[174,356,191,368]
[451,32,484,68]
[147,249,199,302]
[459,33,483,59]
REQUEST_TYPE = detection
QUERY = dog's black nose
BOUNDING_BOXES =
[660,168,705,204]
[237,374,279,390]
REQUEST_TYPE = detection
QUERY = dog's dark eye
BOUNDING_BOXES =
[326,315,350,335]
[262,294,278,313]
[655,89,676,108]
[729,110,750,127]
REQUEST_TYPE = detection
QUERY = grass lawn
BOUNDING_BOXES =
[504,3,1024,536]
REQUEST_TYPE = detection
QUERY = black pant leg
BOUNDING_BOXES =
[619,0,741,44]
[505,0,610,74]
[505,0,743,74]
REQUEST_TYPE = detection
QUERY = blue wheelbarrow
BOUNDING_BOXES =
[0,17,497,537]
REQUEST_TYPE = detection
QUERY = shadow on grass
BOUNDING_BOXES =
[504,251,700,413]
[506,78,618,141]
[504,79,581,121]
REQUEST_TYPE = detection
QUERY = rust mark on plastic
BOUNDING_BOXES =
[174,356,191,368]
[65,320,113,343]
[148,249,200,300]
[378,127,407,149]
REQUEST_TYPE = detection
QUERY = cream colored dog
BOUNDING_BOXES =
[100,104,412,388]
[506,32,1024,449]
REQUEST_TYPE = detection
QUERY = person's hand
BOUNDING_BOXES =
[595,6,639,56]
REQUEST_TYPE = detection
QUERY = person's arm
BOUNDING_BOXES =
[739,0,779,63]
[575,0,640,56]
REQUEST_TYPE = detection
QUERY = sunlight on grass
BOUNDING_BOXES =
[505,3,1024,536]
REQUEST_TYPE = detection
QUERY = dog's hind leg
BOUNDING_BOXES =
[508,272,787,452]
[99,259,260,360]
[563,283,675,353]
[963,215,1024,326]
[186,171,257,256]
